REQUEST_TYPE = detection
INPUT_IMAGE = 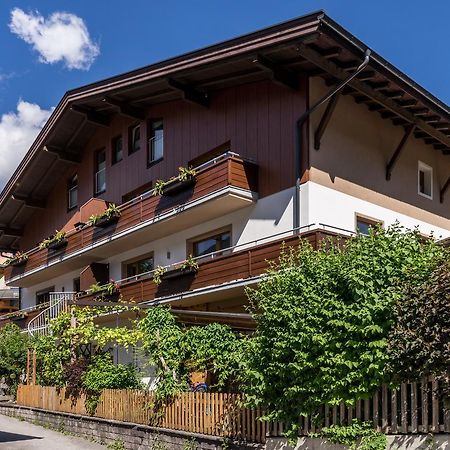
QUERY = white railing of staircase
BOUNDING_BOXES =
[27,292,75,337]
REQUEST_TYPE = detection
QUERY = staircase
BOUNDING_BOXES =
[27,292,75,337]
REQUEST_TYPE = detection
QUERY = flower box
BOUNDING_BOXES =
[94,290,120,302]
[162,176,196,196]
[47,239,68,251]
[161,266,198,281]
[94,213,120,228]
[10,259,27,268]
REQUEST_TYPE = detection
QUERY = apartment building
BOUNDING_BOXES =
[0,11,449,336]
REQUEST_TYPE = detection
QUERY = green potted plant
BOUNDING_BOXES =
[152,266,167,285]
[88,280,120,301]
[39,230,68,251]
[152,167,197,197]
[88,203,121,228]
[161,255,199,281]
[4,251,28,268]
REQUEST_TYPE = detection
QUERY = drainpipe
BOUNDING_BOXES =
[293,49,371,231]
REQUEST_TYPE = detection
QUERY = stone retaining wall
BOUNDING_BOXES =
[0,403,262,450]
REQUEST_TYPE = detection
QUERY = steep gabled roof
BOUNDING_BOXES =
[0,10,449,250]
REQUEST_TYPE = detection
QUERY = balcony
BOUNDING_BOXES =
[76,227,344,309]
[4,153,258,287]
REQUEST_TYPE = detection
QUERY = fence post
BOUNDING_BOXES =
[32,350,37,385]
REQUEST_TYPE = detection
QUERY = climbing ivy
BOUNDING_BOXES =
[243,225,445,440]
[139,306,246,400]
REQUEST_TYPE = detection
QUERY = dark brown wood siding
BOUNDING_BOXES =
[19,78,307,250]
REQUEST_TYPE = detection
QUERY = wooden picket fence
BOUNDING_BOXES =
[16,377,450,443]
[16,385,267,442]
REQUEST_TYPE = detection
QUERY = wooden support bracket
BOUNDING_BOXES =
[386,124,416,180]
[11,193,46,209]
[253,54,299,90]
[70,104,110,127]
[314,92,341,150]
[102,96,145,120]
[166,78,209,107]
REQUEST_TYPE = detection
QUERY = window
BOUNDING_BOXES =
[189,227,231,258]
[356,215,382,236]
[129,124,141,154]
[148,120,163,165]
[94,149,106,195]
[73,278,80,293]
[123,254,154,278]
[112,135,123,164]
[36,287,54,306]
[418,161,433,199]
[67,174,78,210]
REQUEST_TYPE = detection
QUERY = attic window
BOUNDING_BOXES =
[418,161,433,199]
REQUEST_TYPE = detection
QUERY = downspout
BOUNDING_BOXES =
[293,49,371,231]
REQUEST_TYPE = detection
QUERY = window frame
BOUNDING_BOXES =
[355,213,383,236]
[67,173,78,211]
[111,135,123,165]
[418,161,433,200]
[147,119,164,167]
[187,226,232,258]
[94,148,106,196]
[36,286,55,306]
[128,123,142,155]
[122,252,154,279]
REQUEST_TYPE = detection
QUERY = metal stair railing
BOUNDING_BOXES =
[27,292,75,337]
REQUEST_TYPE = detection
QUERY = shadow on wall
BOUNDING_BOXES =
[233,187,294,245]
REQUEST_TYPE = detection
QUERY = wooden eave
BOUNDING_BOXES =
[0,10,449,250]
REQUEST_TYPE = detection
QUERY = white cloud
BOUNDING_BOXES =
[0,100,53,189]
[9,8,99,70]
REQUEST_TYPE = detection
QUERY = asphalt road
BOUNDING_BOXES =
[0,414,106,449]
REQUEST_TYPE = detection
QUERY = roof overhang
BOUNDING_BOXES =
[1,10,450,250]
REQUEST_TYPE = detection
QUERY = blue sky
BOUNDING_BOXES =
[0,0,448,187]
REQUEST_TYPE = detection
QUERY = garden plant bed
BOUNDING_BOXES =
[47,239,68,251]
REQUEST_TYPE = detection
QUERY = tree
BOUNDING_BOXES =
[0,323,29,396]
[243,226,445,438]
[388,261,450,397]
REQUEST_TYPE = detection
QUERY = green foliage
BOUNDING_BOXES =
[153,167,196,196]
[180,255,199,271]
[312,420,386,450]
[87,203,121,226]
[39,230,67,249]
[388,260,450,397]
[4,251,28,266]
[139,306,245,399]
[153,266,167,285]
[88,281,120,297]
[244,225,444,439]
[0,324,29,396]
[82,353,142,414]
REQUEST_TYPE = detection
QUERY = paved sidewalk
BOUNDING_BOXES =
[0,414,106,449]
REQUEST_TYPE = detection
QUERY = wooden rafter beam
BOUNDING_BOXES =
[386,124,416,180]
[70,104,110,127]
[101,96,145,121]
[440,176,450,203]
[43,145,81,164]
[382,90,404,100]
[296,42,450,149]
[11,194,46,209]
[0,227,22,238]
[166,78,209,107]
[314,92,341,150]
[253,54,299,90]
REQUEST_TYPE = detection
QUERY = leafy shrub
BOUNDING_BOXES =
[0,323,29,396]
[82,352,142,414]
[244,225,444,439]
[388,260,450,397]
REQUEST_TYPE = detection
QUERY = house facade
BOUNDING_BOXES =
[0,11,449,339]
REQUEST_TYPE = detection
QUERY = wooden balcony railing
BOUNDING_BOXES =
[77,228,343,305]
[4,153,258,283]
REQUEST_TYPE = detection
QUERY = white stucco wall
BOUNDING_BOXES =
[299,181,450,238]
